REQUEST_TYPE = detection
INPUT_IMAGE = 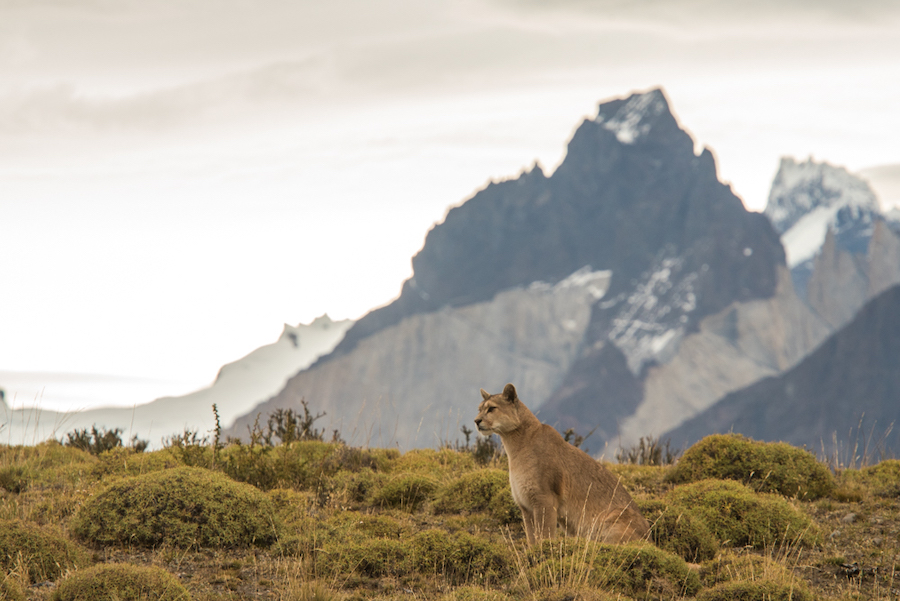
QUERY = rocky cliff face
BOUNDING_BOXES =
[663,284,900,457]
[233,88,797,450]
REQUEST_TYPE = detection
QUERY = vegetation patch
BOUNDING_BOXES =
[640,499,719,562]
[318,526,510,585]
[839,459,900,499]
[0,441,96,492]
[666,479,820,550]
[371,473,440,511]
[667,434,834,499]
[52,564,190,601]
[700,552,803,588]
[433,469,521,525]
[525,539,701,600]
[696,579,813,601]
[0,577,26,601]
[0,519,87,584]
[71,466,279,549]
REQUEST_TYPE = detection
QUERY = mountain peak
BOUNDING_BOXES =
[765,157,880,235]
[594,88,669,145]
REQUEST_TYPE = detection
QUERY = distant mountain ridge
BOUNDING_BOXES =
[663,284,900,456]
[1,315,352,448]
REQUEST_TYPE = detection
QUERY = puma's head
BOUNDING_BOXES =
[474,383,522,435]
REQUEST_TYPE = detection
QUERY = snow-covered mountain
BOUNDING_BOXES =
[765,157,882,297]
[1,315,353,447]
[763,157,900,330]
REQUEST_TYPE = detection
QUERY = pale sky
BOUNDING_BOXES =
[2,0,899,410]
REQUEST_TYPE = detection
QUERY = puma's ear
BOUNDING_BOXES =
[480,388,491,401]
[502,383,518,402]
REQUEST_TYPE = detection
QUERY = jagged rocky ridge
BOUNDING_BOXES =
[232,88,820,450]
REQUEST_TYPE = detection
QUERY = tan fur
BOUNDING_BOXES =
[475,383,650,545]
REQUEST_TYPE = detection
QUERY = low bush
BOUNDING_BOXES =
[434,469,520,524]
[666,479,820,550]
[52,564,190,601]
[0,441,96,490]
[840,459,900,499]
[667,434,834,499]
[71,466,279,549]
[0,519,86,584]
[392,448,477,477]
[640,499,719,562]
[525,539,701,600]
[64,425,148,455]
[319,528,511,585]
[371,473,439,511]
[696,579,813,601]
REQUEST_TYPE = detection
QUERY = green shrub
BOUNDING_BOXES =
[0,441,96,490]
[666,479,820,550]
[72,466,279,549]
[319,528,511,585]
[841,459,900,499]
[640,499,719,562]
[696,579,813,601]
[434,469,521,525]
[371,473,439,511]
[52,564,190,601]
[526,540,701,600]
[0,519,86,584]
[667,434,834,499]
[64,425,148,455]
[327,467,385,505]
[219,440,393,491]
[392,448,476,477]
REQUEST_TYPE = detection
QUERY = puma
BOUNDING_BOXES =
[475,383,650,544]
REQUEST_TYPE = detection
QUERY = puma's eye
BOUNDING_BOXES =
[487,407,495,413]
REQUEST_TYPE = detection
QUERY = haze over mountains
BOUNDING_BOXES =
[1,316,352,447]
[4,87,897,457]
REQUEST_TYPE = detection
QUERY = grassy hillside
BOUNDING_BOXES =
[0,419,897,600]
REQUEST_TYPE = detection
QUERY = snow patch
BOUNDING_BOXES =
[606,255,698,374]
[780,204,842,268]
[596,90,666,145]
[554,266,612,299]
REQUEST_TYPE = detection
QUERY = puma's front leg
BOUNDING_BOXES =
[526,500,557,544]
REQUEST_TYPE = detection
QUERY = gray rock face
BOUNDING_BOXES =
[232,270,611,448]
[618,266,831,447]
[664,284,900,457]
[806,220,900,330]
